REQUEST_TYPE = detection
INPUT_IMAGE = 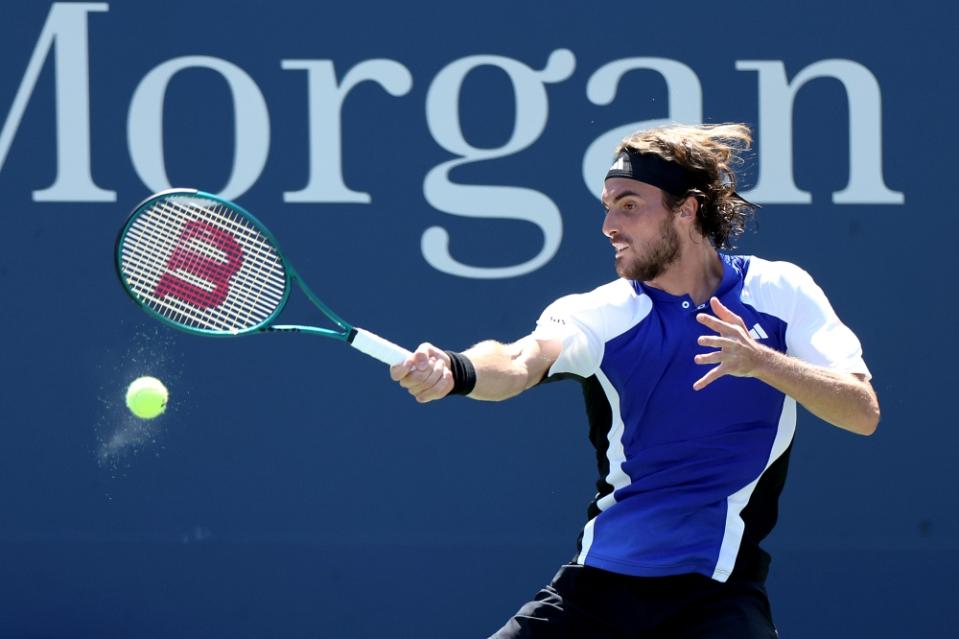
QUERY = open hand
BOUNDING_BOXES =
[692,297,766,391]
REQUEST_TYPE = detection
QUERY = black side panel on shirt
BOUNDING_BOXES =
[541,373,616,557]
[580,375,615,554]
[581,375,615,507]
[730,441,794,583]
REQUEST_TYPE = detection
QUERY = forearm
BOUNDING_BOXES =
[391,337,560,404]
[462,338,553,401]
[753,346,880,435]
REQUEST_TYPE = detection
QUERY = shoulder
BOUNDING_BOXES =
[547,278,637,313]
[738,255,829,319]
[539,279,652,340]
[740,255,820,302]
[741,255,815,290]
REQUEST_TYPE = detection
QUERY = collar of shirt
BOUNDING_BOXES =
[632,253,741,314]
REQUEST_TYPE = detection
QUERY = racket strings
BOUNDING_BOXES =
[152,200,286,326]
[207,201,285,330]
[120,196,287,333]
[153,203,253,323]
[123,210,252,331]
[180,202,273,325]
[122,207,221,325]
[235,209,283,330]
[126,205,282,332]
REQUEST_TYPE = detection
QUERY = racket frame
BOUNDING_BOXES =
[115,188,356,342]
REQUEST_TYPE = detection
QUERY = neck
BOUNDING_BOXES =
[646,239,723,305]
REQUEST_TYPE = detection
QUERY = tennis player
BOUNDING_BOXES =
[391,123,879,638]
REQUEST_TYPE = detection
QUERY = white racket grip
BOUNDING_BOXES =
[349,327,412,365]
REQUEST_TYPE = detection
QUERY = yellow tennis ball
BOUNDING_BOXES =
[125,376,168,420]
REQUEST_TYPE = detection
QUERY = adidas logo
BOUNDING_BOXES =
[609,155,629,172]
[748,323,769,340]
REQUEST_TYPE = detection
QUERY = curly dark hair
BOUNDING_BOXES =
[615,123,756,249]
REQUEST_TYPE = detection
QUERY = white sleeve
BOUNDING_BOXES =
[784,268,871,380]
[530,294,605,378]
[530,280,650,379]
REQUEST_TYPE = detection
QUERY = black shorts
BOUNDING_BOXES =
[489,564,778,639]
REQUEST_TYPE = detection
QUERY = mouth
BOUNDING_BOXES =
[612,243,629,255]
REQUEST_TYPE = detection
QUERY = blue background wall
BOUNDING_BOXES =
[0,1,954,637]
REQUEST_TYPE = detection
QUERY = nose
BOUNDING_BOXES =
[602,209,618,238]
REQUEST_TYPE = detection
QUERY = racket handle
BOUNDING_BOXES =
[349,327,412,366]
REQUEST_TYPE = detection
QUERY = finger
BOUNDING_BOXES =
[408,357,445,395]
[399,370,427,390]
[419,342,446,362]
[398,357,435,390]
[694,351,724,365]
[415,366,454,403]
[416,369,455,403]
[411,349,432,373]
[697,335,737,349]
[696,312,736,334]
[389,360,412,381]
[693,364,727,391]
[404,356,437,391]
[709,297,748,331]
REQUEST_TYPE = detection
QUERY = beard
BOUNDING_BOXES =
[616,215,680,282]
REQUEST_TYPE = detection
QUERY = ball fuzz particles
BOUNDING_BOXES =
[125,376,168,420]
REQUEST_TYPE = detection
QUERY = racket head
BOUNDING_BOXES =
[115,189,292,337]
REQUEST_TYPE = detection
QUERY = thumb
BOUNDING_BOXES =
[389,359,412,381]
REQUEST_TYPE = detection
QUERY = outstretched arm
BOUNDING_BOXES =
[390,337,562,403]
[694,297,880,435]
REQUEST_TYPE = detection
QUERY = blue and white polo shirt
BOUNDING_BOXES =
[531,253,870,583]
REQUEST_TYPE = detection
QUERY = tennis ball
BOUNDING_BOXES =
[125,376,168,420]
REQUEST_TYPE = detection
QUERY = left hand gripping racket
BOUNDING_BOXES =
[115,189,412,365]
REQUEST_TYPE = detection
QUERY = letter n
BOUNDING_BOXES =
[737,59,904,205]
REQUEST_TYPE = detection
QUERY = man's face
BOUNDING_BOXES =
[600,178,680,282]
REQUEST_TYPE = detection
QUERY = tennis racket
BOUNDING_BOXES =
[115,188,411,365]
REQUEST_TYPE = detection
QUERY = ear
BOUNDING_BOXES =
[677,195,699,221]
